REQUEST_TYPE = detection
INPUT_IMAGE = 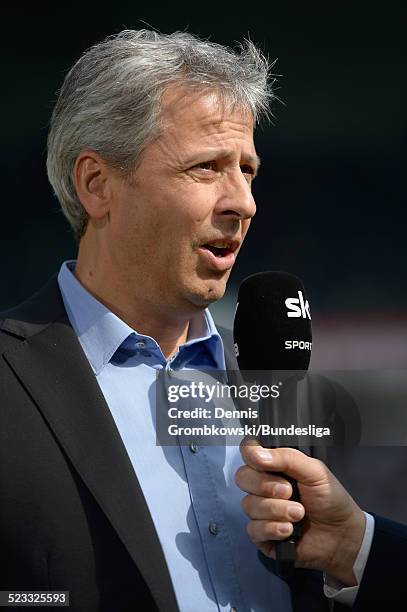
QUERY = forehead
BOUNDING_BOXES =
[158,85,256,151]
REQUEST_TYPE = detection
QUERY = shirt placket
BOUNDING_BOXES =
[180,434,248,612]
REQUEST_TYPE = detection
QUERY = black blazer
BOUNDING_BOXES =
[352,513,407,609]
[0,276,176,611]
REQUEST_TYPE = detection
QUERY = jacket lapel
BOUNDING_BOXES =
[1,278,178,612]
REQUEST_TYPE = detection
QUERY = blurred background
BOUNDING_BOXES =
[2,3,406,370]
[1,3,407,518]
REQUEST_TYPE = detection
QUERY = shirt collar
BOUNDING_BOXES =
[57,260,225,374]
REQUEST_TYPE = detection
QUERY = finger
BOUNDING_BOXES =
[246,519,294,543]
[240,443,328,485]
[239,437,274,471]
[235,465,293,499]
[242,495,305,523]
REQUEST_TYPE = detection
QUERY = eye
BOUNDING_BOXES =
[194,161,217,172]
[240,165,255,177]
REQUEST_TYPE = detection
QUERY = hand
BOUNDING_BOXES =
[235,440,366,586]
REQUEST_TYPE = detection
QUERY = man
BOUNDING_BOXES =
[236,442,407,609]
[0,29,330,611]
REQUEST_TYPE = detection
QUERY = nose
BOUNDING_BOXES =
[215,169,257,220]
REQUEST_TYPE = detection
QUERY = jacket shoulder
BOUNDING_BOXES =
[0,274,66,342]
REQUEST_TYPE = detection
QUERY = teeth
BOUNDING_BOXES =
[210,241,230,249]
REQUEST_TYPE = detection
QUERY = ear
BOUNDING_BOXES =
[74,150,112,220]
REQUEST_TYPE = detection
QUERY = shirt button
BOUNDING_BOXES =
[230,608,238,612]
[136,341,146,349]
[189,442,199,454]
[208,522,218,536]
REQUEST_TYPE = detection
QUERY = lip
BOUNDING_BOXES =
[199,237,241,252]
[197,246,236,271]
[197,238,241,272]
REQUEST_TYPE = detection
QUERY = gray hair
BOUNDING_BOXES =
[46,29,275,242]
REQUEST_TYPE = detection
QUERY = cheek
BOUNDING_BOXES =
[183,184,217,220]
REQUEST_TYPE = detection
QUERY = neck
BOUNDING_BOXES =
[75,244,193,359]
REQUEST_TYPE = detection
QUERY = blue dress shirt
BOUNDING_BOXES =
[57,260,292,612]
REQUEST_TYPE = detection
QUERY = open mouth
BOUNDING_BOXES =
[200,240,238,258]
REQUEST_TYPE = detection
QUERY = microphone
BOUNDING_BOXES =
[233,271,311,372]
[233,271,312,576]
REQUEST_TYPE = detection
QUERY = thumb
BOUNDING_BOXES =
[240,441,329,486]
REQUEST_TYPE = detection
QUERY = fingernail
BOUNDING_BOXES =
[273,483,290,497]
[288,504,303,520]
[279,523,292,536]
[255,449,273,464]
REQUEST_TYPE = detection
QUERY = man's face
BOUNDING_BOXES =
[107,86,259,316]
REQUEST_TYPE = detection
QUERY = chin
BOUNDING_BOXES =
[186,279,227,308]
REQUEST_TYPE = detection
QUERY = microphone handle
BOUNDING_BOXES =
[258,382,304,578]
[261,440,303,577]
